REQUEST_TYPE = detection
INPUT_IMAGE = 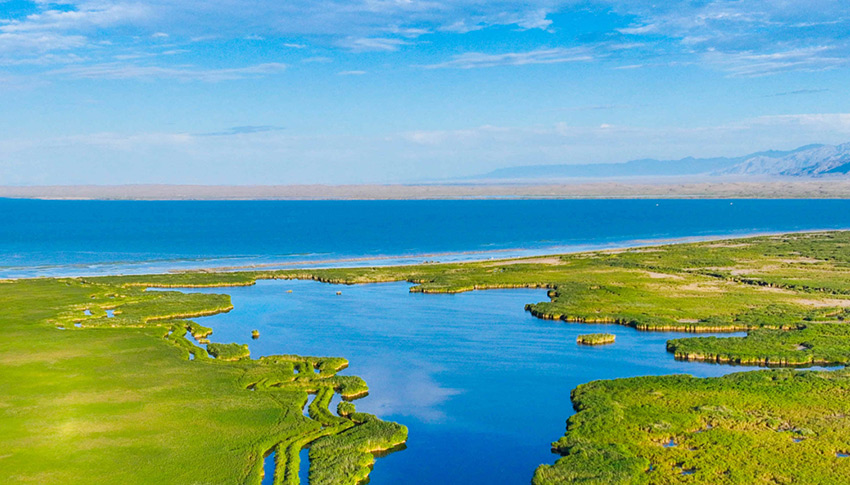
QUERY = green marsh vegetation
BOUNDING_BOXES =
[0,277,406,484]
[6,230,850,484]
[532,370,850,484]
[577,333,616,345]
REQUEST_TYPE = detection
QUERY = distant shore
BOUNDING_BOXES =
[2,180,850,200]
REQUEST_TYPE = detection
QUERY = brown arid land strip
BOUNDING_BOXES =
[1,179,850,200]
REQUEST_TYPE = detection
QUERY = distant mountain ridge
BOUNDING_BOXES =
[471,143,850,181]
[719,143,850,176]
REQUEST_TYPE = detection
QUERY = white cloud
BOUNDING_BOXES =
[1,3,150,33]
[49,62,287,81]
[609,0,850,75]
[338,70,366,75]
[702,46,847,77]
[301,56,333,63]
[0,31,87,53]
[2,0,848,77]
[423,47,593,69]
[339,36,410,52]
[515,9,553,30]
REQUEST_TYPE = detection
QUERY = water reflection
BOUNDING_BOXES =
[186,279,760,484]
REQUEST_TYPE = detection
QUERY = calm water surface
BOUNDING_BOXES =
[3,199,850,277]
[189,280,758,484]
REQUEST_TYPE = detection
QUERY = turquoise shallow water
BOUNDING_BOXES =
[187,280,759,484]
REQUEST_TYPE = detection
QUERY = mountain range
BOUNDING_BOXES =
[470,142,850,181]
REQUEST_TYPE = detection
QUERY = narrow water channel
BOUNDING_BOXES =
[261,451,276,485]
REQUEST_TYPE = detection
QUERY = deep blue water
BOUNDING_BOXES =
[2,198,850,277]
[187,280,761,484]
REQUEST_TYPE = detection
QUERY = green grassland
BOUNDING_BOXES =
[0,278,406,485]
[532,369,850,484]
[5,230,850,484]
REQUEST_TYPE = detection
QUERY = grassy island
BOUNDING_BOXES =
[577,333,616,345]
[5,230,850,484]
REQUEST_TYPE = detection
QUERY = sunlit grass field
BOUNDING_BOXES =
[0,278,406,484]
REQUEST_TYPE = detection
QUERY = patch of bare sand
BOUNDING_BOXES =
[673,281,734,293]
[485,257,564,266]
[729,265,781,276]
[684,266,737,272]
[793,298,850,308]
[644,271,684,280]
[755,286,795,294]
[776,257,824,264]
[702,242,752,248]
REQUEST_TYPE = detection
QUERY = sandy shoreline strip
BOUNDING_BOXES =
[2,180,850,200]
[178,229,839,274]
[2,229,846,280]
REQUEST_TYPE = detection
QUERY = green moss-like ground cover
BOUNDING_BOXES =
[0,278,406,484]
[577,333,616,345]
[207,342,251,361]
[668,322,850,366]
[7,230,850,484]
[533,370,850,484]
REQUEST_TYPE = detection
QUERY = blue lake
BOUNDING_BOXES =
[187,279,757,484]
[3,198,850,277]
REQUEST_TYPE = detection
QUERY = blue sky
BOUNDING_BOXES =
[1,0,849,184]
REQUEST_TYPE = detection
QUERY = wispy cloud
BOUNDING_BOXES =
[2,0,849,78]
[338,70,366,75]
[49,62,287,81]
[610,0,850,76]
[339,37,410,52]
[301,56,333,63]
[1,3,150,33]
[548,104,642,112]
[195,125,284,136]
[423,47,593,69]
[702,46,847,77]
[0,31,87,54]
[764,88,830,98]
